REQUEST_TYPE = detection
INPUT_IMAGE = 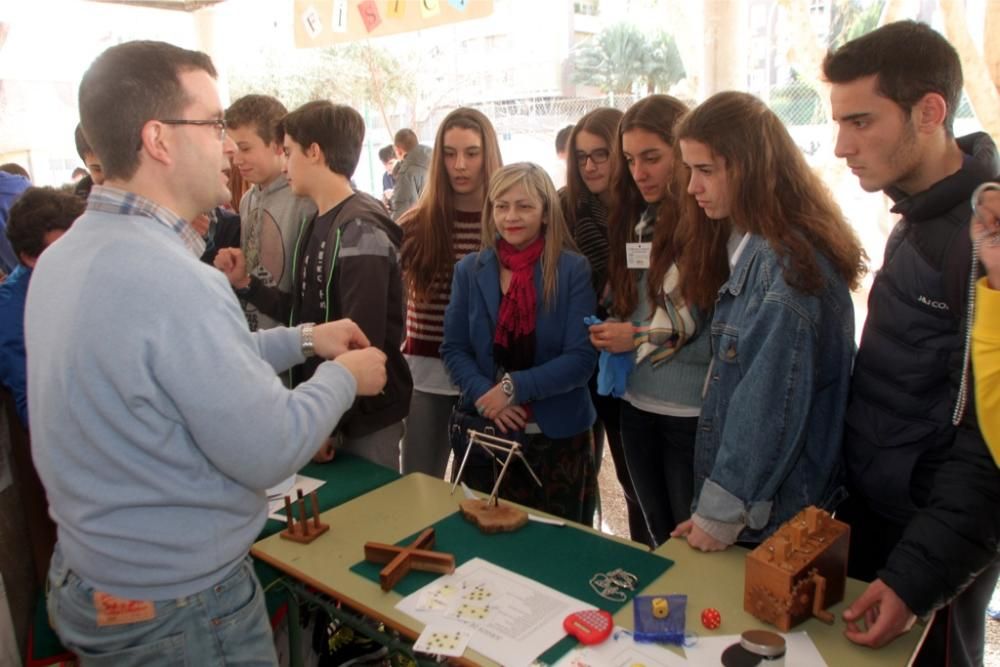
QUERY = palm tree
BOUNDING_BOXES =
[571,23,649,95]
[643,31,685,94]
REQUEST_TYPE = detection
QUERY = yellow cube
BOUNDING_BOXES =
[652,597,670,618]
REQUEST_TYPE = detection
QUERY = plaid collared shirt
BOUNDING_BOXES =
[87,185,206,258]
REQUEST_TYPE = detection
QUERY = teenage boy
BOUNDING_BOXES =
[0,187,82,426]
[825,21,1000,664]
[378,144,397,213]
[226,94,316,331]
[216,101,412,471]
[390,128,431,220]
[74,123,105,186]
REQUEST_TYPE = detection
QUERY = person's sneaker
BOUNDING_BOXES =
[320,624,389,667]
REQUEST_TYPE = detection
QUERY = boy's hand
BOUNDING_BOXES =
[214,248,250,289]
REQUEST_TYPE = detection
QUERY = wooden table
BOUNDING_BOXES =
[252,473,924,665]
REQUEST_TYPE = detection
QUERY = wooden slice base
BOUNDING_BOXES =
[459,498,528,533]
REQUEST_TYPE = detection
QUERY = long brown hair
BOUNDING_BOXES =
[563,107,623,231]
[400,107,503,302]
[675,91,867,310]
[606,95,688,318]
[481,163,575,308]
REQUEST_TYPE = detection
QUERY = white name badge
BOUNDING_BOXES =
[626,242,651,269]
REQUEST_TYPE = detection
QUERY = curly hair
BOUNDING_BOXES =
[6,187,84,260]
[225,94,288,145]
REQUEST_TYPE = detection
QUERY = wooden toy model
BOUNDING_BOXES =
[279,489,329,544]
[744,506,849,631]
[364,527,456,591]
[451,429,543,533]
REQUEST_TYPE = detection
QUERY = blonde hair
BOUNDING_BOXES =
[481,162,576,307]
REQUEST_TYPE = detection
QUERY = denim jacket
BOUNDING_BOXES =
[692,234,854,544]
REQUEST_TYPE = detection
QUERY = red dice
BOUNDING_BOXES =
[700,607,722,630]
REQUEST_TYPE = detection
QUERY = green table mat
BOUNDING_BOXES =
[260,455,399,615]
[350,511,673,664]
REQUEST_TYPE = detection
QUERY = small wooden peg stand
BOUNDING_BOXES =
[363,527,456,591]
[279,489,329,544]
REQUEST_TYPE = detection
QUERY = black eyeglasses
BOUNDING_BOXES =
[576,148,610,167]
[158,118,228,141]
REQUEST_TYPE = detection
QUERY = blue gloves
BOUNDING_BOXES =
[584,315,634,398]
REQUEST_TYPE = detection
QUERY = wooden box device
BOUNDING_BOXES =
[744,506,849,631]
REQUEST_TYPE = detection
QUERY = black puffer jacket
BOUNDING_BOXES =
[843,132,1000,615]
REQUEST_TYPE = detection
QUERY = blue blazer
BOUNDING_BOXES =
[441,247,597,438]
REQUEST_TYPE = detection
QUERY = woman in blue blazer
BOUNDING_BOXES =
[441,162,598,523]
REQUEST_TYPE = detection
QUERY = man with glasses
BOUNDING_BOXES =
[25,40,388,665]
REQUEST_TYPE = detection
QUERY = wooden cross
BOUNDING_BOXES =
[363,527,456,591]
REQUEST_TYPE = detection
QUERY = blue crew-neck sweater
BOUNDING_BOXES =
[26,208,357,600]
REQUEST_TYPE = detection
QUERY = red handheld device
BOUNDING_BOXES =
[563,609,613,645]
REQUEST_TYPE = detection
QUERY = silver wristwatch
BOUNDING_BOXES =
[300,323,316,358]
[500,373,515,404]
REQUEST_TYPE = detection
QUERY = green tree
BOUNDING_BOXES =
[571,23,649,95]
[769,75,823,125]
[334,43,416,136]
[644,31,686,94]
[229,42,414,136]
[829,0,884,50]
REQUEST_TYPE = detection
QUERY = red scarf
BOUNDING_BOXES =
[494,236,544,350]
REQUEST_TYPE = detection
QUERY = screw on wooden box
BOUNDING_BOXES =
[744,506,849,631]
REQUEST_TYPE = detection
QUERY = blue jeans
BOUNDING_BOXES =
[619,402,697,546]
[47,548,277,666]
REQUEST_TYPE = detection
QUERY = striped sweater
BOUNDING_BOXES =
[571,190,610,300]
[403,209,482,359]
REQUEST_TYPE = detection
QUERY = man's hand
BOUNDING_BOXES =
[671,519,729,552]
[312,319,371,360]
[214,247,250,289]
[334,347,387,396]
[973,187,1000,289]
[475,383,511,420]
[842,578,917,648]
[588,321,635,353]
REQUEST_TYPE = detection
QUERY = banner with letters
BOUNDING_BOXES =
[294,0,494,47]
